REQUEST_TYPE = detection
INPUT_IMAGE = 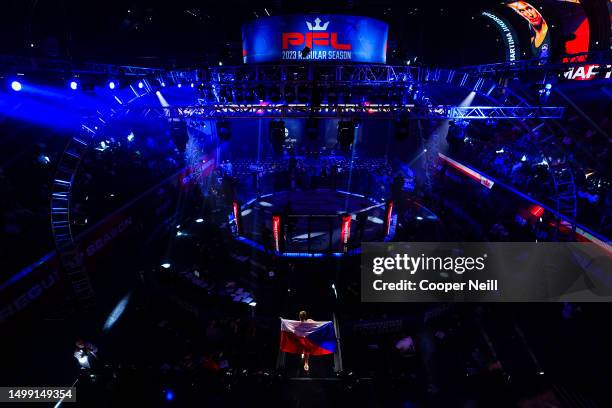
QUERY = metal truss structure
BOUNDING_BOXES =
[0,54,167,77]
[458,50,612,75]
[207,64,418,85]
[50,124,97,306]
[151,104,565,120]
[447,106,564,120]
[41,58,586,308]
[414,64,581,233]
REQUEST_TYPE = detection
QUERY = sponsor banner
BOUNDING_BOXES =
[562,64,612,81]
[242,15,388,64]
[179,155,216,187]
[341,214,352,246]
[0,260,61,323]
[362,242,612,302]
[439,153,494,189]
[272,215,281,252]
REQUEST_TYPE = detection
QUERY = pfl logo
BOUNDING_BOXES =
[282,18,351,50]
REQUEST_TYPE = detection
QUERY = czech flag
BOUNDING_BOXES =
[280,318,336,356]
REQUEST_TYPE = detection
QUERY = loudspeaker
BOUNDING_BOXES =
[306,117,319,140]
[337,120,355,151]
[395,117,410,140]
[269,120,286,152]
[216,120,231,141]
[170,119,188,151]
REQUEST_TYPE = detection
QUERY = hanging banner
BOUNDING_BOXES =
[242,15,388,64]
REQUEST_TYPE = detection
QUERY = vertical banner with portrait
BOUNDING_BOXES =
[506,1,552,59]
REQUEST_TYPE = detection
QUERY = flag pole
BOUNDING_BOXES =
[276,318,286,371]
[332,312,343,373]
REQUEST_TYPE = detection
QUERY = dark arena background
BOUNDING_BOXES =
[0,1,611,407]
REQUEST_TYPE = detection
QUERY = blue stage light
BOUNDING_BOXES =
[103,292,132,331]
[69,81,78,90]
[165,390,174,401]
[177,83,182,88]
[11,80,22,91]
[108,81,116,90]
[137,81,144,89]
[161,81,166,87]
[190,83,195,88]
[545,83,552,90]
[38,154,51,165]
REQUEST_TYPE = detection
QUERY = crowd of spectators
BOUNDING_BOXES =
[0,119,62,278]
[0,117,185,281]
[445,118,611,237]
[71,121,183,231]
[216,156,393,202]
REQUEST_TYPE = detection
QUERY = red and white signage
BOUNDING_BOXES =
[340,214,352,251]
[272,215,281,252]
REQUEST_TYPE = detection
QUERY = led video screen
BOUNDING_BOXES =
[242,15,388,64]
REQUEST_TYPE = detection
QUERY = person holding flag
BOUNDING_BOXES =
[280,311,336,373]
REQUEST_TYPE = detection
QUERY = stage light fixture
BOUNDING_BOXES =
[306,117,319,140]
[170,120,189,151]
[177,83,182,88]
[337,120,355,151]
[165,390,174,401]
[216,120,231,141]
[103,292,131,331]
[269,120,286,153]
[69,80,79,90]
[137,81,144,89]
[155,90,170,108]
[395,117,410,140]
[10,80,22,91]
[108,81,116,90]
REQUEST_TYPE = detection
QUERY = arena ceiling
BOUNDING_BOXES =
[0,0,509,66]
